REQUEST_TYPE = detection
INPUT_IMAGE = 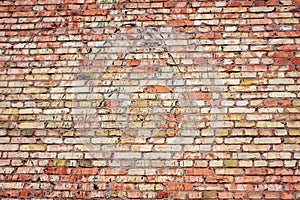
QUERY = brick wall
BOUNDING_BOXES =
[1,0,300,199]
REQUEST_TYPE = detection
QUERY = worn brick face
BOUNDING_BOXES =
[0,0,300,199]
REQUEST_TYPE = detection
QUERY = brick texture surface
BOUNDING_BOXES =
[0,0,300,199]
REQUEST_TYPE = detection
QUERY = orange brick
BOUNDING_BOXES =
[186,168,214,175]
[146,86,172,93]
[165,184,193,191]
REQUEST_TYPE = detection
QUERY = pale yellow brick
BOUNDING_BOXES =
[269,160,283,167]
[23,87,47,93]
[0,167,15,174]
[235,121,256,127]
[269,92,296,98]
[225,137,252,144]
[194,160,208,167]
[58,152,83,159]
[257,121,284,128]
[246,114,271,120]
[0,108,18,114]
[209,160,223,167]
[258,107,284,113]
[20,144,46,151]
[243,145,271,151]
[275,18,299,24]
[239,160,253,167]
[229,107,255,113]
[0,182,24,189]
[215,168,244,175]
[166,137,193,144]
[287,121,300,128]
[254,160,268,167]
[273,144,299,151]
[284,160,297,167]
[114,152,141,159]
[144,153,172,159]
[154,145,182,152]
[254,137,281,144]
[19,122,44,129]
[289,129,300,136]
[179,160,193,167]
[275,129,288,136]
[30,152,56,158]
[233,153,260,159]
[249,7,275,12]
[263,152,292,159]
[92,137,118,144]
[213,145,240,152]
[16,167,44,174]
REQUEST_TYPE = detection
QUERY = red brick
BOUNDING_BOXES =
[264,100,277,106]
[293,0,300,5]
[265,192,280,199]
[168,20,193,27]
[184,92,211,99]
[291,58,300,64]
[128,59,140,66]
[280,192,295,199]
[186,169,214,175]
[83,10,109,16]
[112,184,135,191]
[147,86,172,93]
[72,168,98,175]
[278,100,292,106]
[268,52,294,58]
[206,176,234,183]
[235,176,264,183]
[254,0,265,5]
[20,190,32,198]
[44,167,70,175]
[229,1,241,6]
[245,168,274,175]
[282,176,300,183]
[157,191,170,198]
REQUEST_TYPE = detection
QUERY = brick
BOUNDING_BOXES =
[18,122,44,129]
[20,144,46,151]
[166,184,193,191]
[235,176,264,183]
[146,86,172,93]
[186,168,214,175]
[0,144,19,151]
[254,137,282,144]
[44,167,70,175]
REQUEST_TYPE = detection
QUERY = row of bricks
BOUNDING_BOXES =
[2,120,299,128]
[0,159,298,168]
[1,72,300,80]
[1,12,300,21]
[1,172,299,180]
[1,55,300,64]
[0,135,299,144]
[0,181,299,190]
[0,0,298,6]
[1,23,300,34]
[1,128,299,136]
[1,4,300,15]
[0,190,298,199]
[0,149,299,158]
